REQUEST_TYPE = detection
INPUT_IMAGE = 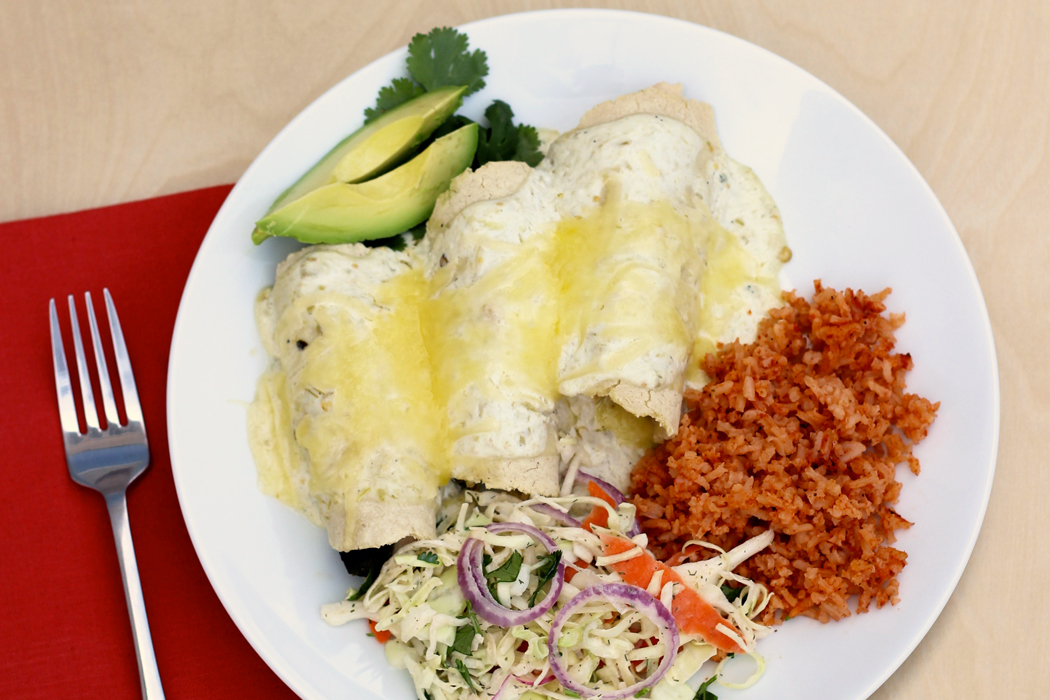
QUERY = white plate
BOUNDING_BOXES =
[167,9,999,700]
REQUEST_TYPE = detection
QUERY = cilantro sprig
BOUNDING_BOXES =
[476,100,543,168]
[365,27,487,123]
[407,27,488,95]
[363,27,542,170]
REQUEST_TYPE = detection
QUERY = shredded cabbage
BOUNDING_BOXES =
[321,490,774,700]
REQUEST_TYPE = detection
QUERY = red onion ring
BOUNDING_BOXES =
[491,674,513,700]
[527,503,582,528]
[486,521,559,550]
[575,471,627,504]
[546,583,679,699]
[493,673,557,700]
[576,471,641,537]
[456,522,566,627]
[515,674,556,687]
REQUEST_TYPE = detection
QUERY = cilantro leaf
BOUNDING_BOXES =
[450,623,475,656]
[528,550,562,607]
[407,27,488,95]
[720,583,744,604]
[694,675,718,700]
[514,124,544,167]
[448,600,483,658]
[476,100,518,165]
[485,550,523,584]
[346,560,381,601]
[364,77,425,123]
[417,551,440,565]
[475,100,544,168]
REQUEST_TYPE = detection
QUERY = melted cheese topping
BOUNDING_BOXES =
[287,286,446,501]
[553,197,703,394]
[249,364,311,516]
[424,236,560,446]
[690,220,783,385]
[249,246,450,550]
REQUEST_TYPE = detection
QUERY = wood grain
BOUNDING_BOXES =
[3,1,1047,698]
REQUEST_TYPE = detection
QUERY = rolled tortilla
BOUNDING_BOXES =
[423,162,562,497]
[543,96,708,437]
[581,83,789,385]
[550,83,789,434]
[248,244,446,551]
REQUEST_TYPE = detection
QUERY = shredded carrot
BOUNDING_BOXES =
[564,557,589,584]
[600,533,743,653]
[368,619,391,644]
[664,543,705,567]
[580,481,617,532]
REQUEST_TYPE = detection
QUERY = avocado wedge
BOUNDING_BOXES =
[253,122,478,245]
[265,85,467,215]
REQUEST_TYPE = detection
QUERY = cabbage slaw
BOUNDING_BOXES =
[322,490,773,700]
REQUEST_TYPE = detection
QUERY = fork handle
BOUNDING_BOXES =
[106,492,166,700]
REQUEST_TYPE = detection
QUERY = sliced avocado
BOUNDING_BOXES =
[266,85,467,214]
[253,123,478,245]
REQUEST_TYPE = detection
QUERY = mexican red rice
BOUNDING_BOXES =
[631,282,939,624]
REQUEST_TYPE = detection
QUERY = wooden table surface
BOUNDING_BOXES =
[3,1,1047,698]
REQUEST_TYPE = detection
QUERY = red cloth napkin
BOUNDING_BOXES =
[0,186,298,699]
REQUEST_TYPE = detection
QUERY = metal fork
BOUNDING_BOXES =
[49,289,165,700]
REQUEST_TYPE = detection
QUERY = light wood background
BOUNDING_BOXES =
[3,1,1047,698]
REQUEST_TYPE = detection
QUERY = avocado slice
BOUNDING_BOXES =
[253,122,478,245]
[265,85,468,214]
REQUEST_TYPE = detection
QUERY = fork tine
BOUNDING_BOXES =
[50,299,82,435]
[68,295,101,431]
[104,289,144,425]
[85,291,121,427]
